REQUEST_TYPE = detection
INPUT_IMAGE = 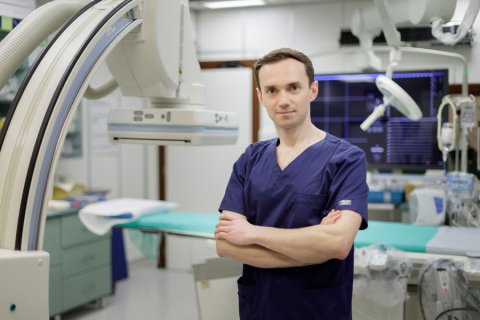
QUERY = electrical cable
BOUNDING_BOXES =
[434,307,480,320]
[419,262,434,320]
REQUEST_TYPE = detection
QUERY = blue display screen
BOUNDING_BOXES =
[311,70,449,170]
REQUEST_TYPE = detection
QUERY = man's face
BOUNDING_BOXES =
[257,58,318,131]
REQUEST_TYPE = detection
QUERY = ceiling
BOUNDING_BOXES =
[189,0,359,11]
[35,0,364,13]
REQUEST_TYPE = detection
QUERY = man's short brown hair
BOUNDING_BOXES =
[254,48,315,92]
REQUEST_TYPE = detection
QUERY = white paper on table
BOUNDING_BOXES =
[79,198,178,235]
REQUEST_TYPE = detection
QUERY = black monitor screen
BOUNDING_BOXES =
[311,70,449,170]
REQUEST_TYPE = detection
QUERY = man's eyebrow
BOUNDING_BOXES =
[263,82,302,91]
[264,85,277,91]
[288,81,302,87]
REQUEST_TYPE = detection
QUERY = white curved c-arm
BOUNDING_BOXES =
[0,1,224,318]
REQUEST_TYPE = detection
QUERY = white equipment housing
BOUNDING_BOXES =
[102,0,239,145]
[0,250,50,319]
[107,108,239,145]
[409,187,447,226]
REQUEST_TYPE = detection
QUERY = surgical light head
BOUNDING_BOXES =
[360,75,422,131]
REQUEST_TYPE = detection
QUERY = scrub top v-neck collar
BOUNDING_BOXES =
[270,133,329,188]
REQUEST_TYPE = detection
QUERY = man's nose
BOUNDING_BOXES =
[278,91,290,107]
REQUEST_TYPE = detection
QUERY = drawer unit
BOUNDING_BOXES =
[62,267,111,311]
[62,238,111,278]
[62,214,109,247]
[45,211,112,318]
[44,217,61,266]
[49,266,62,317]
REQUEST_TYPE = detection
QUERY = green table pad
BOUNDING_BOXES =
[118,212,220,236]
[354,221,439,253]
[117,213,440,253]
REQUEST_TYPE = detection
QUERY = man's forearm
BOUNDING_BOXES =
[253,224,342,264]
[251,211,362,264]
[216,239,308,268]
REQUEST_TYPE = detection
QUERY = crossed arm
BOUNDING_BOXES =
[215,210,362,268]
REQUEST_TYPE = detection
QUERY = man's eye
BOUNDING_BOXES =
[268,89,276,94]
[292,86,299,91]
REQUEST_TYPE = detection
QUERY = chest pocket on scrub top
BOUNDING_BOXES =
[292,192,328,228]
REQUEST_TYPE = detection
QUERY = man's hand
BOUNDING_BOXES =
[321,209,341,225]
[214,212,258,245]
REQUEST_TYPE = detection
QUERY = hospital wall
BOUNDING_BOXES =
[194,0,477,85]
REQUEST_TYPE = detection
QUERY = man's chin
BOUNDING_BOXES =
[275,120,299,131]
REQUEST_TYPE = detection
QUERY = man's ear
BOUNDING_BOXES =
[310,81,318,101]
[256,87,265,107]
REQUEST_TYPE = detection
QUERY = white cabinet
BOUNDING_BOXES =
[166,234,218,271]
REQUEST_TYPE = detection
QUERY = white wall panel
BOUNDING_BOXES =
[146,145,159,200]
[244,7,294,55]
[198,10,244,53]
[90,155,121,199]
[166,68,252,213]
[292,3,342,55]
[120,144,146,198]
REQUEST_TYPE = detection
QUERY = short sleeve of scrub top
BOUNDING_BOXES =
[327,145,369,229]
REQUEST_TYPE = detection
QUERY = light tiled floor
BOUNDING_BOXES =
[61,259,200,320]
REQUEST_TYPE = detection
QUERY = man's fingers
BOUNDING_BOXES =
[322,217,334,225]
[331,212,341,221]
[215,226,229,234]
[321,211,341,225]
[214,232,228,240]
[215,220,230,228]
[331,210,341,217]
[324,210,339,219]
[219,213,234,221]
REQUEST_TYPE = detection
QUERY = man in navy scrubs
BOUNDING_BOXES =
[215,48,369,320]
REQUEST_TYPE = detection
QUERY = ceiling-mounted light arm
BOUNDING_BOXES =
[373,0,401,49]
[432,0,480,46]
[373,0,402,77]
[385,60,398,79]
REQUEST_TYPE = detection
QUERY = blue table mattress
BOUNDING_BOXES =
[118,212,480,256]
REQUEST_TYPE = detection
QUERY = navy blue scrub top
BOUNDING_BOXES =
[219,133,369,320]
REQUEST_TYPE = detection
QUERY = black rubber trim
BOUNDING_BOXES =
[16,0,133,250]
[0,0,102,153]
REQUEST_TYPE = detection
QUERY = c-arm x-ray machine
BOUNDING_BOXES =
[0,0,238,318]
